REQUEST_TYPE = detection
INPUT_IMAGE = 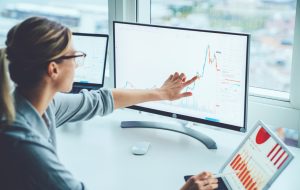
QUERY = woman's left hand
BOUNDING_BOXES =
[158,72,198,101]
[181,172,218,190]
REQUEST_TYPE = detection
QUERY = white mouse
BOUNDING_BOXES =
[131,141,151,155]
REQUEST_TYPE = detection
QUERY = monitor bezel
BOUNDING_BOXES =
[72,32,109,90]
[113,21,250,132]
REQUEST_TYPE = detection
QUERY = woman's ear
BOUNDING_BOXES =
[47,61,59,79]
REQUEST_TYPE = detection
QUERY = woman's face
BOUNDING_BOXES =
[55,42,77,93]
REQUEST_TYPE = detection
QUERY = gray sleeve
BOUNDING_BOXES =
[18,142,86,190]
[53,88,114,127]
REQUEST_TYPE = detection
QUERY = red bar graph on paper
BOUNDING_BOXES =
[225,126,292,190]
[267,143,288,169]
[245,179,253,189]
[231,154,240,167]
[271,147,282,161]
[274,151,286,165]
[278,155,289,169]
[248,182,257,190]
[267,144,279,157]
[231,155,242,169]
[243,173,251,186]
[240,168,248,182]
[230,154,257,190]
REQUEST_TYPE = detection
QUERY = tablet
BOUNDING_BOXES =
[72,32,108,92]
[219,120,294,190]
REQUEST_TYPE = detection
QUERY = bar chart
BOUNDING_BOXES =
[223,126,290,190]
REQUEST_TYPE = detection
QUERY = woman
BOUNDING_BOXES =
[0,17,218,190]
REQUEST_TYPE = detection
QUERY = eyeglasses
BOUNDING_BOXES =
[51,51,87,67]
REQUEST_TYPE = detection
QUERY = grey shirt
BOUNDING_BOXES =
[0,88,114,190]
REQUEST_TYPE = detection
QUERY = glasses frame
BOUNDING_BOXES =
[50,51,87,67]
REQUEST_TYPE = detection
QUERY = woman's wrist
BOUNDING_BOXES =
[154,88,168,101]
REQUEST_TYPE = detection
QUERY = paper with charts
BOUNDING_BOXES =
[222,125,292,190]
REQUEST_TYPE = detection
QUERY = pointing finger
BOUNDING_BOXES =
[179,92,192,98]
[183,76,199,87]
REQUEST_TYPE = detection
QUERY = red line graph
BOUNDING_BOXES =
[186,45,222,92]
[225,78,241,83]
[200,45,221,78]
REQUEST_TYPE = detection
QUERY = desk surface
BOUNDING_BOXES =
[57,110,300,190]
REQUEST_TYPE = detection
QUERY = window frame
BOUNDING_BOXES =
[110,0,300,147]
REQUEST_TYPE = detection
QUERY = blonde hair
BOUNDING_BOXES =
[0,48,15,124]
[0,17,72,125]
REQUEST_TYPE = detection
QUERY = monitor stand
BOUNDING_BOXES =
[120,121,217,149]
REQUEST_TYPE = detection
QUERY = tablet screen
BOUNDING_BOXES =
[221,121,294,190]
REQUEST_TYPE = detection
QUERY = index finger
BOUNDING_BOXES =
[182,75,199,88]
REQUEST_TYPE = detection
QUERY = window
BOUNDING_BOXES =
[134,0,300,146]
[0,0,111,77]
[1,0,298,145]
[151,0,297,93]
[0,0,108,47]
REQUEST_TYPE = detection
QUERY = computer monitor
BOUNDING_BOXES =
[71,32,108,91]
[113,21,250,149]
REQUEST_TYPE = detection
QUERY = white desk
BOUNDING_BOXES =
[57,110,300,190]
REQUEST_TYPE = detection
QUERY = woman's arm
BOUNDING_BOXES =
[53,88,114,126]
[53,72,197,126]
[112,72,198,109]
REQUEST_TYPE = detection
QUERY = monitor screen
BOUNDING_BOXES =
[113,22,249,132]
[72,32,108,89]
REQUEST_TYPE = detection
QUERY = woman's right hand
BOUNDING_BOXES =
[180,172,218,190]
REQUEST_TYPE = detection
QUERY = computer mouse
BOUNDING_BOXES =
[131,141,151,155]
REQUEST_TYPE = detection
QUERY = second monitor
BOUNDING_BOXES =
[72,32,108,91]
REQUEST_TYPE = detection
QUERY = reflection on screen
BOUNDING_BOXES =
[114,23,248,128]
[72,34,107,85]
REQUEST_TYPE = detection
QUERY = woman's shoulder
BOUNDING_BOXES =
[0,122,50,150]
[0,122,31,139]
